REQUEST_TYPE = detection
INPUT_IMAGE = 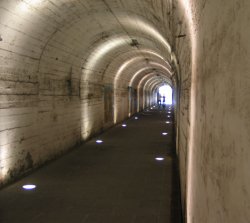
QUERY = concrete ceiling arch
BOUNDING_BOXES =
[99,48,172,83]
[115,62,172,89]
[1,1,174,98]
[150,80,167,92]
[129,64,172,89]
[81,33,172,82]
[137,73,172,90]
[144,76,170,92]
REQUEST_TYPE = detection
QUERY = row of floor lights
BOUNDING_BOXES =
[23,123,122,190]
[156,106,173,162]
[21,113,150,190]
[167,106,171,124]
[156,126,166,160]
[95,115,140,146]
[94,115,165,164]
[96,115,140,144]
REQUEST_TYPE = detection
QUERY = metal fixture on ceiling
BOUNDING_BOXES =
[130,39,139,47]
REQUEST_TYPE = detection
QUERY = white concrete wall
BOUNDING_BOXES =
[174,0,250,222]
[172,0,192,215]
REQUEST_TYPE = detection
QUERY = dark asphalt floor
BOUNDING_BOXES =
[0,106,182,223]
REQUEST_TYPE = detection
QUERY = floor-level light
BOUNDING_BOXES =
[22,184,36,190]
[155,157,165,161]
[122,124,127,127]
[162,132,168,136]
[96,140,103,144]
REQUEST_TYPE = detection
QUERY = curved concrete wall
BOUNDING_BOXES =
[0,0,173,186]
[1,0,250,223]
[174,0,250,222]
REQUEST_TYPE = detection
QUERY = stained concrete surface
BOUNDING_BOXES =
[0,106,182,223]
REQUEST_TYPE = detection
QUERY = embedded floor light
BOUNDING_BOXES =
[22,184,36,190]
[166,121,170,124]
[122,124,127,127]
[162,132,168,136]
[155,157,165,161]
[168,111,171,114]
[168,115,171,118]
[135,117,138,120]
[96,140,103,144]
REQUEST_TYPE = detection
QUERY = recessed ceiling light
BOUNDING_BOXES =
[155,157,164,161]
[162,132,168,135]
[166,121,170,124]
[22,184,36,190]
[135,117,138,120]
[168,115,170,118]
[122,124,127,127]
[96,140,103,144]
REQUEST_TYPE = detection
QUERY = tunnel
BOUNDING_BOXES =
[0,0,250,222]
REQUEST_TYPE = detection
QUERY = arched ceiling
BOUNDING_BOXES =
[0,0,175,93]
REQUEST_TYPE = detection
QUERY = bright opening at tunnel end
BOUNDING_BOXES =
[158,85,172,105]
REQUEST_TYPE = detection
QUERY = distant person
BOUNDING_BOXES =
[157,93,161,105]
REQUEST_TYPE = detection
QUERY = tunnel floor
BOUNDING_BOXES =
[0,106,182,223]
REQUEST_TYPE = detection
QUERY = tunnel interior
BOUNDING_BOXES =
[1,0,250,223]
